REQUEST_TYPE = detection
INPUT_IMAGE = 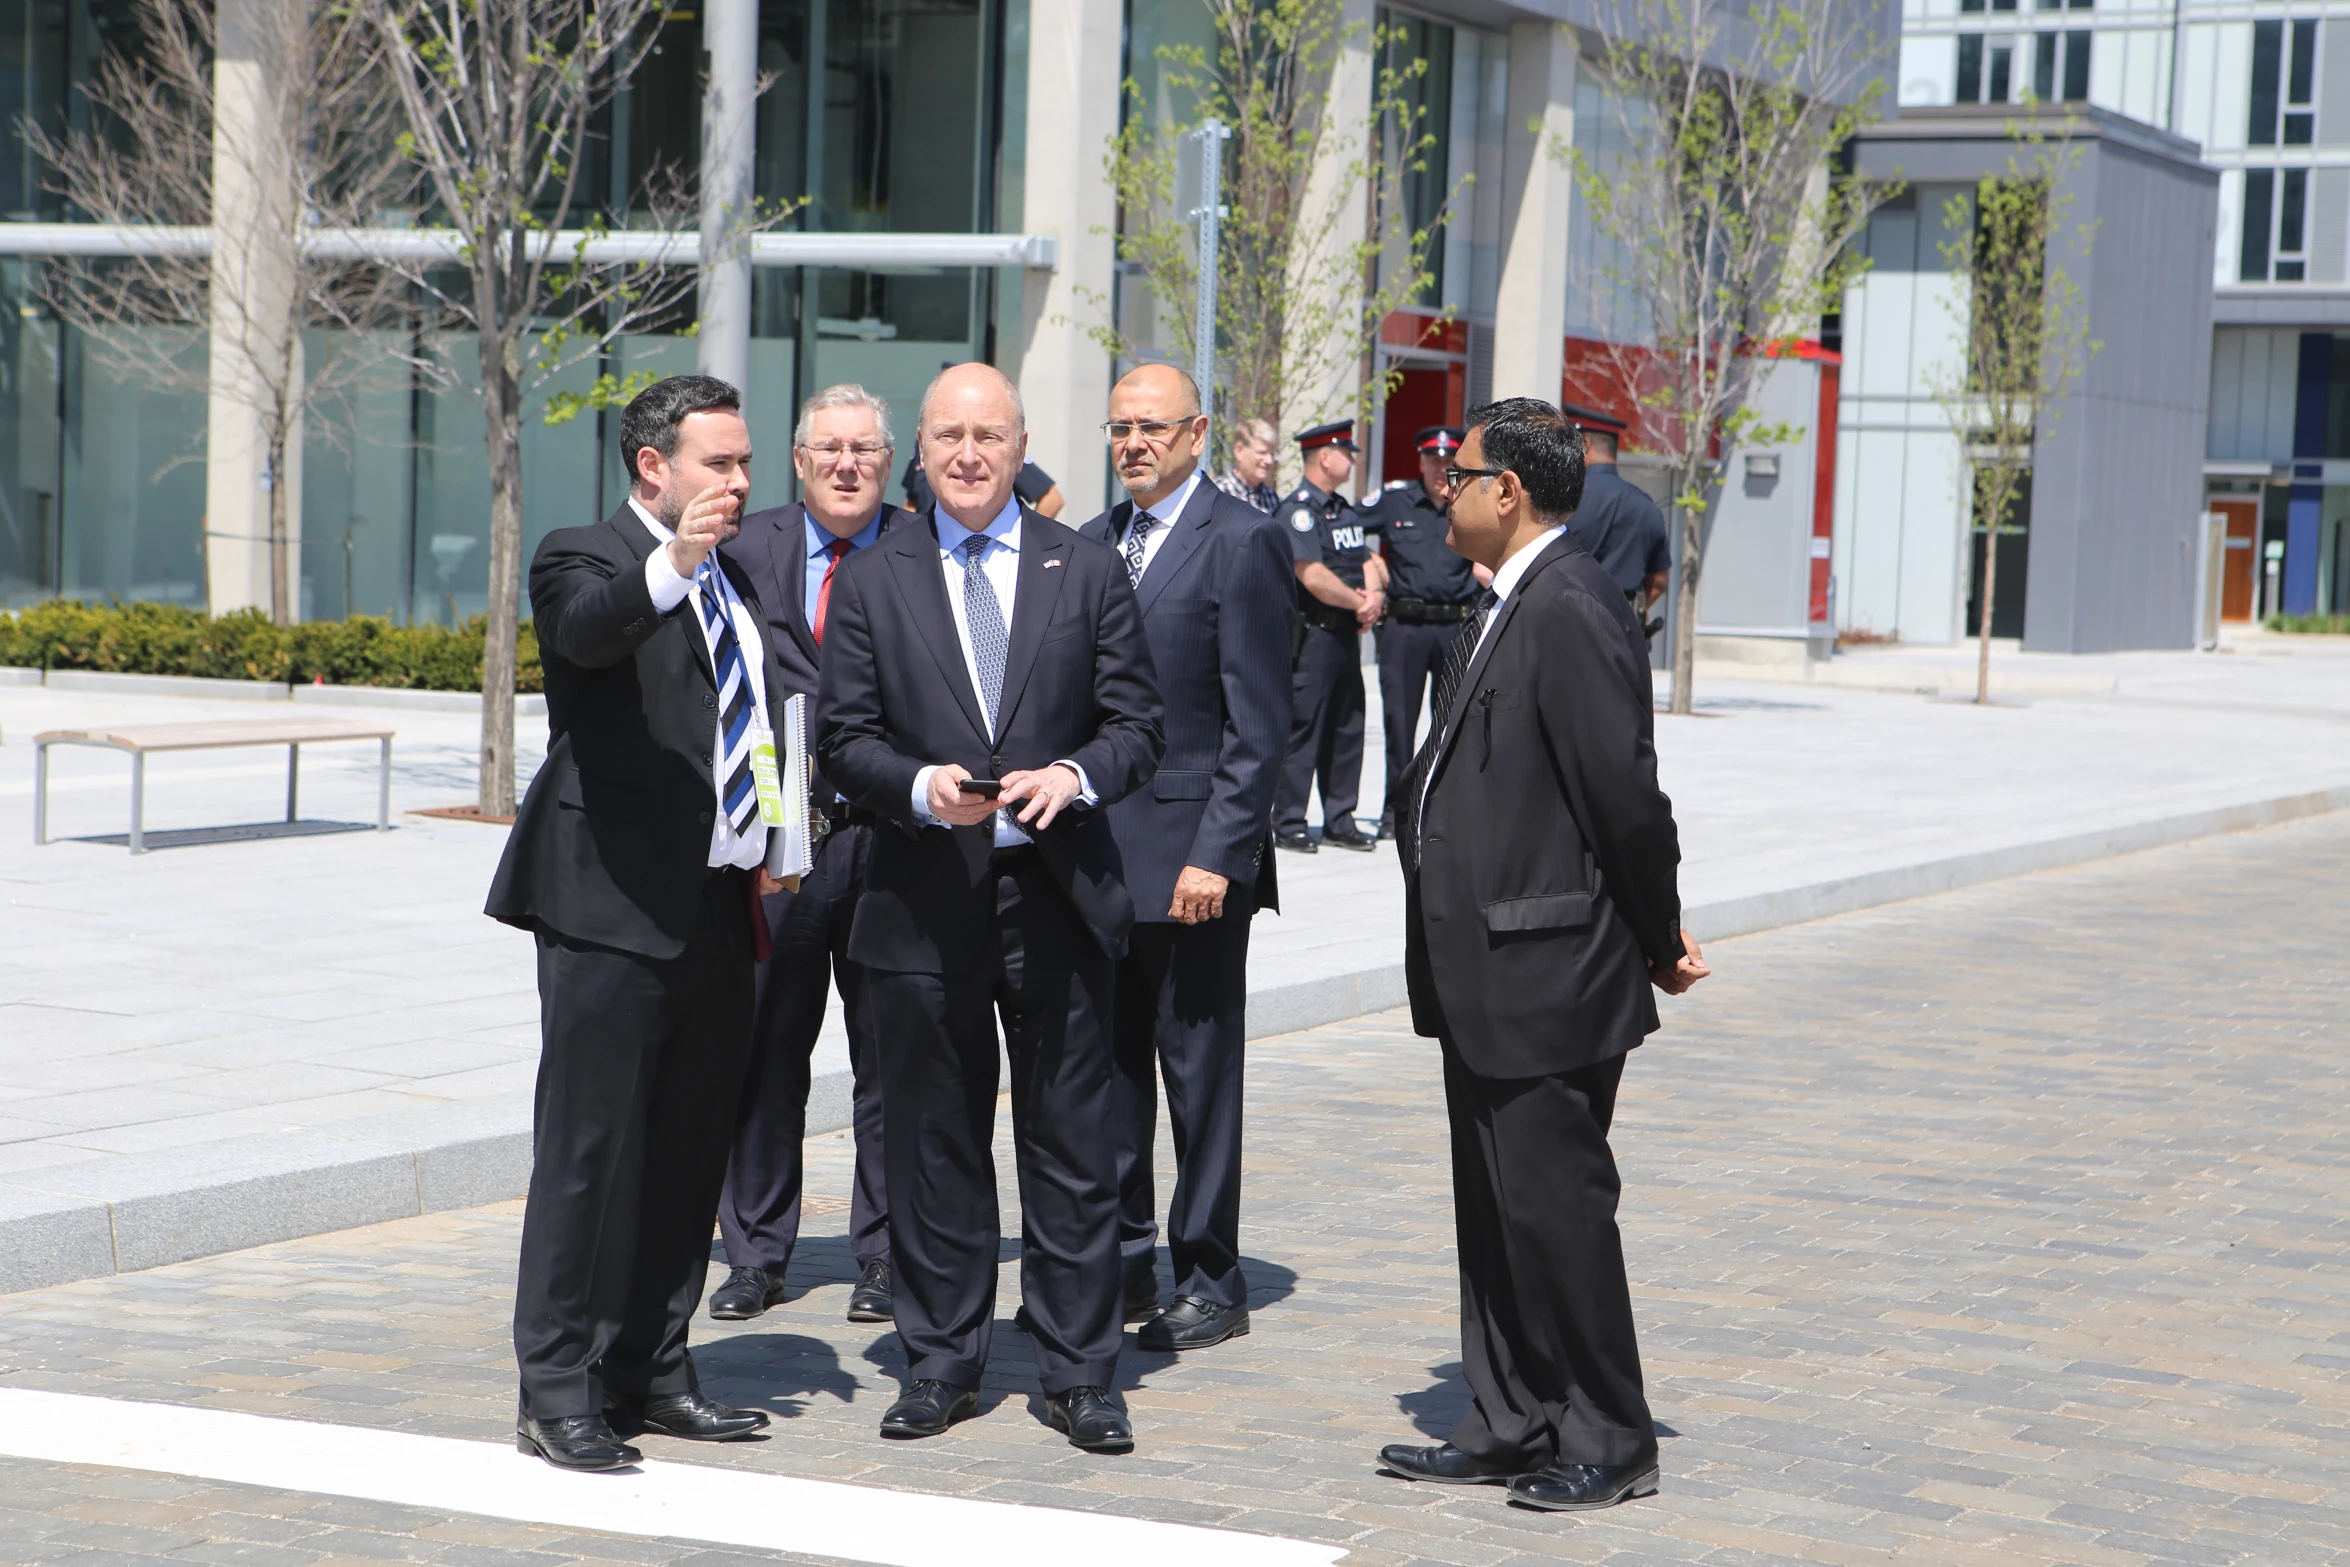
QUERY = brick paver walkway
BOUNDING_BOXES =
[3,813,2347,1565]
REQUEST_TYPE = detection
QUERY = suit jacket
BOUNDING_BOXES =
[721,500,911,802]
[1079,481,1295,921]
[1571,465,1671,597]
[813,504,1166,971]
[1402,530,1685,1078]
[486,504,791,960]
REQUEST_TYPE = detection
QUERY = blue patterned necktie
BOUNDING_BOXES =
[1123,511,1155,587]
[695,560,759,835]
[960,534,1008,735]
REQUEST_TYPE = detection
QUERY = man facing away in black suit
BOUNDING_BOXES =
[709,383,909,1329]
[1381,397,1710,1512]
[1079,364,1295,1352]
[814,363,1165,1452]
[486,375,793,1470]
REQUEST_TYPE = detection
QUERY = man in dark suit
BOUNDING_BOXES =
[1079,364,1294,1353]
[1381,398,1709,1512]
[709,383,908,1328]
[487,375,792,1470]
[815,362,1164,1452]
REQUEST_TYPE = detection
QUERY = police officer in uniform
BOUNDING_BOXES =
[1561,402,1671,635]
[1272,419,1385,854]
[1359,426,1485,839]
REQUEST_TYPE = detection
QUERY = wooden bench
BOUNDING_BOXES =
[34,718,396,854]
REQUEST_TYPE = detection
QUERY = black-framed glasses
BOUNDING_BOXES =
[1444,465,1506,488]
[1101,418,1202,444]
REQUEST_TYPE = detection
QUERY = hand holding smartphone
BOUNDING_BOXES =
[956,778,1003,798]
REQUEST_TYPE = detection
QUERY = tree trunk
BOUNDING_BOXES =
[266,423,290,625]
[478,326,523,818]
[1668,462,1702,716]
[1975,486,2000,705]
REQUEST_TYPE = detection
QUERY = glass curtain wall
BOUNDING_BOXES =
[1,0,1007,619]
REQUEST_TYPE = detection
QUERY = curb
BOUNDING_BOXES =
[2,782,2344,1296]
[4,666,547,717]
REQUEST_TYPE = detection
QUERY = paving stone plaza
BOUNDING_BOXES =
[2,803,2345,1566]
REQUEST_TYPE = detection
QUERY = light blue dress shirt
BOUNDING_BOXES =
[803,509,886,624]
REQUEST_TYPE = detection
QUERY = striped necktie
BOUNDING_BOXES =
[695,560,760,835]
[1426,587,1500,752]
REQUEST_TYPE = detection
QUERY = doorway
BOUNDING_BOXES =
[2210,497,2259,621]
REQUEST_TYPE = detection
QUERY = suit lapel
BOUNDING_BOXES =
[1427,532,1575,783]
[888,514,993,744]
[609,504,716,689]
[1134,480,1214,615]
[993,507,1069,734]
[1080,503,1124,549]
[767,504,821,663]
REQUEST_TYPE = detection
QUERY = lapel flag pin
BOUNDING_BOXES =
[1043,559,1063,569]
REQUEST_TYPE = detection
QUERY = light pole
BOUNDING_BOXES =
[1180,118,1228,434]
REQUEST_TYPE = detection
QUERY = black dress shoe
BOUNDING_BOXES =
[1274,829,1318,854]
[1376,810,1396,840]
[1135,1294,1248,1351]
[880,1379,978,1439]
[1322,822,1377,852]
[1378,1441,1528,1485]
[1124,1282,1162,1324]
[1506,1450,1661,1511]
[621,1391,769,1442]
[707,1265,784,1321]
[1044,1386,1134,1453]
[517,1413,640,1471]
[846,1261,894,1322]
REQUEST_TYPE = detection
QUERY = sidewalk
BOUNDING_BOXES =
[4,632,2348,1292]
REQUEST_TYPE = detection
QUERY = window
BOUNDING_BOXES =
[2250,20,2319,146]
[1961,37,2017,103]
[1959,33,1982,98]
[2241,169,2310,282]
[2032,32,2091,101]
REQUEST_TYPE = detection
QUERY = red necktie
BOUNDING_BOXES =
[813,539,851,647]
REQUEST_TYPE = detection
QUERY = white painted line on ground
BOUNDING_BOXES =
[0,1388,1347,1567]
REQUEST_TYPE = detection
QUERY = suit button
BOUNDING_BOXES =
[703,693,717,710]
[699,809,714,825]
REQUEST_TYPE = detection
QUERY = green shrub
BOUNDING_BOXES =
[0,601,543,692]
[2261,612,2350,635]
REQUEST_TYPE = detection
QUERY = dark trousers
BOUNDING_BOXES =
[866,852,1121,1395]
[1376,618,1453,808]
[513,870,756,1419]
[1111,915,1250,1309]
[717,825,888,1277]
[1441,1043,1653,1470]
[1275,621,1367,832]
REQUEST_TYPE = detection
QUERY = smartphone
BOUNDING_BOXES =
[956,778,1003,798]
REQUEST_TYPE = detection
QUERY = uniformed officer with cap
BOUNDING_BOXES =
[1358,426,1487,839]
[1561,402,1671,634]
[1272,419,1385,853]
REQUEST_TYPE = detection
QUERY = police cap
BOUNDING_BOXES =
[1295,419,1359,453]
[1559,401,1629,434]
[1415,426,1465,454]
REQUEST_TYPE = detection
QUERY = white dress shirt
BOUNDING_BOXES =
[1419,524,1568,824]
[632,498,771,871]
[910,497,1094,846]
[1120,469,1202,581]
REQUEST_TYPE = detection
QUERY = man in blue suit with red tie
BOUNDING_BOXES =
[710,384,909,1330]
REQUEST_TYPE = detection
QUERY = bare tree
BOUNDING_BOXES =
[1929,115,2098,704]
[25,0,406,624]
[1562,0,1892,714]
[1095,0,1457,468]
[353,0,712,817]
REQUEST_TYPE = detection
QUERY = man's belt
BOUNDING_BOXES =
[1301,602,1358,634]
[1389,596,1478,624]
[812,798,879,836]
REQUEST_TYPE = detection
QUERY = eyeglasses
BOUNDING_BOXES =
[1443,465,1507,488]
[797,441,893,466]
[1100,419,1201,444]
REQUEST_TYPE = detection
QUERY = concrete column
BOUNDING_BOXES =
[205,0,301,618]
[1014,0,1121,510]
[698,0,758,391]
[1491,20,1578,405]
[1281,0,1375,490]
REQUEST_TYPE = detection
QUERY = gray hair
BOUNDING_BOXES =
[918,362,1027,435]
[1232,417,1277,451]
[795,383,895,449]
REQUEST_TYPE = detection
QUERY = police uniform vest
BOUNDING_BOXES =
[1359,480,1477,622]
[1284,482,1369,633]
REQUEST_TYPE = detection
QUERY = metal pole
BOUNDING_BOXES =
[698,0,758,391]
[33,741,47,845]
[1190,120,1225,436]
[286,742,300,822]
[130,752,145,855]
[378,736,392,830]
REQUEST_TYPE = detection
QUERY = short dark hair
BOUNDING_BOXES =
[619,374,742,482]
[1466,397,1585,519]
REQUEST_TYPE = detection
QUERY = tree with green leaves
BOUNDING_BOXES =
[354,0,708,817]
[1095,0,1457,471]
[1562,0,1893,714]
[1929,115,2098,705]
